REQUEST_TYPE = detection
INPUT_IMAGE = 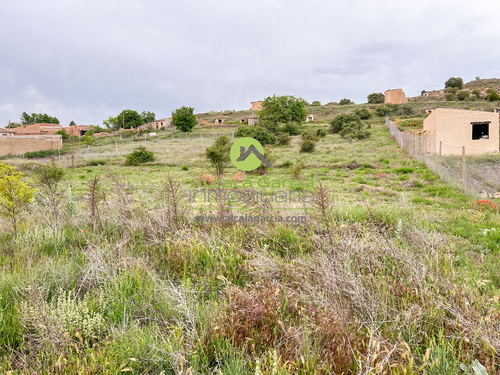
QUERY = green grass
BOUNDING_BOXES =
[0,113,499,373]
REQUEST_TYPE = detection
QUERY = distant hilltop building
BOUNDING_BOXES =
[384,89,408,104]
[251,101,263,111]
[65,125,92,137]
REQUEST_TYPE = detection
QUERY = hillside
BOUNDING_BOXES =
[0,109,499,373]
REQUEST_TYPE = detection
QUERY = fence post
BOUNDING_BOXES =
[462,146,467,193]
[438,141,442,176]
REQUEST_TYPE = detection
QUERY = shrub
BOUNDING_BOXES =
[302,131,319,142]
[125,146,155,166]
[339,121,371,140]
[445,93,455,101]
[374,105,394,117]
[339,98,353,105]
[55,130,69,140]
[300,139,316,153]
[471,89,482,99]
[280,122,302,135]
[316,129,327,138]
[456,90,470,101]
[330,113,361,133]
[488,90,500,102]
[87,159,107,166]
[0,163,36,234]
[276,133,291,146]
[81,133,95,145]
[181,166,189,171]
[311,100,321,106]
[292,162,304,178]
[367,92,385,104]
[235,126,275,145]
[205,135,232,175]
[354,108,372,119]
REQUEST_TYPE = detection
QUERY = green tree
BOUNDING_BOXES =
[471,89,482,99]
[172,106,197,132]
[205,136,232,175]
[20,112,60,125]
[331,113,360,133]
[444,77,463,89]
[104,110,145,130]
[0,163,36,235]
[367,93,385,104]
[81,133,95,145]
[69,120,76,126]
[55,130,69,140]
[5,122,21,128]
[339,98,353,105]
[311,100,321,106]
[488,90,500,102]
[140,111,156,123]
[259,95,308,125]
[354,108,372,119]
[456,90,470,101]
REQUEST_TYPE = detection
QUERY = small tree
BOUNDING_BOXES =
[0,163,36,235]
[488,90,500,102]
[172,106,197,132]
[205,136,232,175]
[20,112,60,125]
[259,95,308,125]
[354,108,372,119]
[55,129,69,140]
[81,133,95,145]
[471,89,482,99]
[456,90,470,101]
[339,98,353,105]
[311,100,321,106]
[367,93,385,104]
[444,77,463,89]
[69,120,76,126]
[300,139,316,153]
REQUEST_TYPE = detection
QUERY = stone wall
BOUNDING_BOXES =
[0,135,62,157]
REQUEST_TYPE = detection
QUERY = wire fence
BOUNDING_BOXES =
[385,118,500,198]
[54,130,236,168]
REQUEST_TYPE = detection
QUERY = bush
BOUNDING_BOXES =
[339,98,353,105]
[205,136,232,175]
[367,93,385,104]
[292,162,304,178]
[311,100,321,106]
[471,89,482,99]
[374,105,394,117]
[354,108,372,119]
[488,90,500,102]
[125,146,155,166]
[330,113,360,133]
[276,133,291,146]
[300,139,316,153]
[445,93,455,101]
[280,122,302,135]
[235,125,275,145]
[316,129,327,138]
[87,159,107,166]
[55,130,69,140]
[339,121,371,140]
[302,131,319,142]
[456,90,470,101]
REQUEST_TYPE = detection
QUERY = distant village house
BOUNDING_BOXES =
[11,123,63,135]
[251,101,263,111]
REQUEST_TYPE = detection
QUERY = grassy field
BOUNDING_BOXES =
[0,111,499,374]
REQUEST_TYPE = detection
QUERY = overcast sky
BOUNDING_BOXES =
[1,0,500,126]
